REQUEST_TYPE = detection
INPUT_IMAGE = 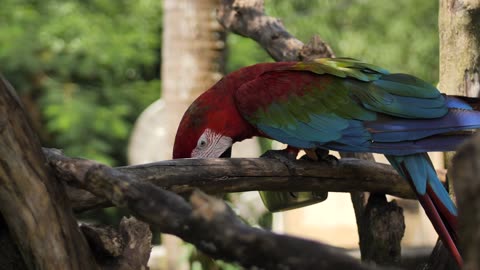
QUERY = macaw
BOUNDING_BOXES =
[173,58,480,267]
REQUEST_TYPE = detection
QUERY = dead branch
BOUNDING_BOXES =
[216,0,334,61]
[42,148,414,212]
[46,150,395,270]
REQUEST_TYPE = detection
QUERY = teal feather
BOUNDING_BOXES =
[386,154,457,216]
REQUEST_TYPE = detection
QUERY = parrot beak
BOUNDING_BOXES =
[220,146,232,158]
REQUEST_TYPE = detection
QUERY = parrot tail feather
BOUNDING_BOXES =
[447,95,480,111]
[417,186,463,268]
[386,154,463,267]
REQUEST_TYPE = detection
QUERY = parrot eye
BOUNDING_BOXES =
[191,129,232,158]
[196,133,209,148]
[198,138,207,147]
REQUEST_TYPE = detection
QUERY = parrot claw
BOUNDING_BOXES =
[301,148,339,166]
[260,149,297,162]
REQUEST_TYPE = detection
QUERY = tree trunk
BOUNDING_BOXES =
[451,133,480,270]
[438,0,480,97]
[129,0,230,268]
[438,0,480,268]
[0,75,98,269]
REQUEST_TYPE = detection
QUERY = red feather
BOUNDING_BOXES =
[173,62,292,158]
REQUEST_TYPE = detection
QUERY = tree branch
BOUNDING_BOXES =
[46,149,395,270]
[217,0,334,61]
[42,148,414,212]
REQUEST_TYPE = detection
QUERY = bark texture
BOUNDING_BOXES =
[451,134,480,270]
[217,0,334,61]
[42,149,415,212]
[343,153,405,266]
[81,217,152,270]
[439,0,480,97]
[46,150,394,270]
[0,75,98,269]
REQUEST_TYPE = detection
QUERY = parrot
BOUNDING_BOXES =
[173,58,480,267]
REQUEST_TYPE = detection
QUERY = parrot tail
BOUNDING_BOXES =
[386,153,463,267]
[448,95,480,111]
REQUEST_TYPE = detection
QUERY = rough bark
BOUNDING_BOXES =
[438,0,480,97]
[451,133,480,270]
[422,240,459,270]
[437,0,480,268]
[0,215,27,270]
[46,151,395,270]
[356,194,405,265]
[42,149,414,212]
[343,154,405,266]
[0,75,98,269]
[217,0,405,265]
[80,217,152,270]
[217,0,334,61]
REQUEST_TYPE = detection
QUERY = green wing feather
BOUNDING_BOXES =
[288,57,390,82]
[236,58,447,147]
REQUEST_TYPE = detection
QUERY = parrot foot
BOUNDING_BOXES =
[259,148,328,212]
[260,149,298,163]
[302,148,339,166]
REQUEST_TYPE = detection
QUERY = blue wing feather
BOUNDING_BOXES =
[386,154,457,216]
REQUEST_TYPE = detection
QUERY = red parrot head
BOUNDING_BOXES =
[172,78,257,159]
[172,62,284,159]
[173,93,232,158]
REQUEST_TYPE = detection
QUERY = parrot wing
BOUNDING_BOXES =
[235,58,480,266]
[235,58,476,266]
[235,58,479,154]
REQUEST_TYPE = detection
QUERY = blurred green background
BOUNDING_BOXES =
[1,0,438,167]
[0,0,439,268]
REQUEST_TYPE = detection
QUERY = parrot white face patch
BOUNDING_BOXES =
[191,128,232,158]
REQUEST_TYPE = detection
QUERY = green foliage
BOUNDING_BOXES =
[229,0,439,84]
[0,0,162,165]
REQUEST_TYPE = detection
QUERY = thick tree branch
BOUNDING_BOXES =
[0,75,98,269]
[43,149,414,212]
[46,150,394,270]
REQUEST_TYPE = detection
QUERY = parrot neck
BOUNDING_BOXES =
[200,88,260,143]
[201,62,293,143]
